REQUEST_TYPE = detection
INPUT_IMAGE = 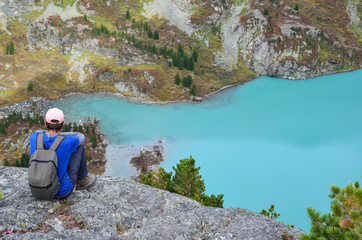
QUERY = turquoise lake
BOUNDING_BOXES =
[58,69,362,231]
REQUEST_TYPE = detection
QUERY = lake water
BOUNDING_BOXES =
[58,70,362,231]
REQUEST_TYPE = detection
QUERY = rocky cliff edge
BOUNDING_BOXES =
[0,167,303,239]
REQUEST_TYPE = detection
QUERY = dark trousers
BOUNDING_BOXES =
[56,145,88,199]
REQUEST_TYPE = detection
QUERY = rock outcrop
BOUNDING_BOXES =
[0,167,304,239]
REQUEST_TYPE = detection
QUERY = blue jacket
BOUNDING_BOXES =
[30,130,84,197]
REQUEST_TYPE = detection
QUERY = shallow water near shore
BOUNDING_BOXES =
[58,69,362,231]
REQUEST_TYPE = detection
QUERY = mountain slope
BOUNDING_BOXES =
[0,0,360,105]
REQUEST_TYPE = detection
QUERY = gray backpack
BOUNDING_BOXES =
[28,133,65,200]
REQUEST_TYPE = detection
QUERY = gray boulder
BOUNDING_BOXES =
[0,167,304,239]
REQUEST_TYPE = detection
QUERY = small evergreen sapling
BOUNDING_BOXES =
[260,204,280,219]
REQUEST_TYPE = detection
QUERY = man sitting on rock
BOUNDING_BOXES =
[30,108,96,199]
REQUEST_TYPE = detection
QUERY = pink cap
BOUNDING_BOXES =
[45,108,64,123]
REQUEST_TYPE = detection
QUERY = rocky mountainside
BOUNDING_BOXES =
[0,0,361,105]
[0,167,304,239]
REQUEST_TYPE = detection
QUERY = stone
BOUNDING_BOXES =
[45,218,64,232]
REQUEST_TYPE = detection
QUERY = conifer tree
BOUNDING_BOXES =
[301,180,362,240]
[3,159,9,166]
[190,84,196,96]
[153,31,159,40]
[175,74,181,85]
[5,44,9,55]
[178,57,184,70]
[148,28,153,38]
[177,42,184,58]
[182,75,193,88]
[73,123,78,132]
[172,156,205,198]
[172,54,178,67]
[198,194,224,208]
[189,57,195,71]
[0,123,6,135]
[20,153,30,167]
[5,41,14,55]
[294,4,299,11]
[140,167,173,191]
[143,22,149,31]
[184,57,189,70]
[140,156,224,208]
[125,9,131,20]
[27,80,33,92]
[192,49,199,63]
[9,41,14,55]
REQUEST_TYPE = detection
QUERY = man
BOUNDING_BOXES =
[30,108,96,199]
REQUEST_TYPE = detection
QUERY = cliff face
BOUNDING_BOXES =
[0,167,304,239]
[0,0,361,105]
[145,0,361,79]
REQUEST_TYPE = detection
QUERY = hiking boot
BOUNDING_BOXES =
[76,174,97,190]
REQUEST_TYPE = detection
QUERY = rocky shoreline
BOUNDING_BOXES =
[1,66,361,112]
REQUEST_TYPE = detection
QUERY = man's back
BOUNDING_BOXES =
[30,131,79,197]
[29,107,96,200]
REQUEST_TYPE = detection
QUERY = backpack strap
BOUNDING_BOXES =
[36,133,44,150]
[49,135,66,151]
